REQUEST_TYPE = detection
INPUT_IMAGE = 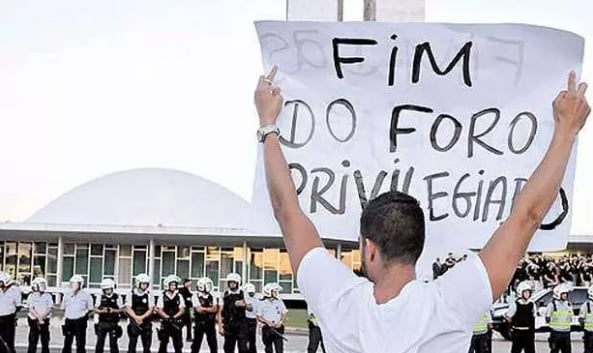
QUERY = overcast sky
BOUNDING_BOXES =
[0,0,591,235]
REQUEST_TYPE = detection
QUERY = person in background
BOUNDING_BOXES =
[256,283,287,353]
[94,278,123,353]
[191,277,218,353]
[307,312,325,353]
[179,279,193,342]
[505,281,536,353]
[218,273,248,353]
[125,274,154,353]
[156,275,184,353]
[546,284,573,353]
[27,277,52,353]
[579,285,593,353]
[432,258,442,280]
[0,272,20,353]
[61,275,93,353]
[243,283,259,353]
[468,311,492,353]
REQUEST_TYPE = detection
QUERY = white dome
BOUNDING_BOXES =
[28,168,249,229]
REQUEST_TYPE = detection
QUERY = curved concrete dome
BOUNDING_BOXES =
[28,168,249,228]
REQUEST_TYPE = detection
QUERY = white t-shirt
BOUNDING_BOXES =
[297,247,492,353]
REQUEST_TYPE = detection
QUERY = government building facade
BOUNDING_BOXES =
[0,168,360,300]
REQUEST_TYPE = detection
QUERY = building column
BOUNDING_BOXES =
[56,235,64,287]
[242,241,248,284]
[364,0,425,21]
[148,238,155,282]
[336,243,342,260]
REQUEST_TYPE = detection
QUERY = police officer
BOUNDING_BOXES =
[0,271,20,353]
[61,275,94,353]
[179,279,193,342]
[505,281,536,353]
[243,283,258,353]
[4,274,21,353]
[468,311,492,353]
[27,277,53,353]
[218,273,248,353]
[307,312,325,353]
[546,283,573,353]
[156,275,184,353]
[191,277,218,353]
[256,283,287,353]
[578,285,593,353]
[124,273,154,353]
[94,278,124,353]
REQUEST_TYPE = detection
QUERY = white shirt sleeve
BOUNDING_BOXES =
[506,300,517,318]
[178,295,185,309]
[156,295,164,309]
[86,292,94,311]
[191,294,199,308]
[546,302,554,318]
[430,253,493,330]
[297,247,367,317]
[60,294,67,310]
[94,296,102,308]
[279,299,288,315]
[117,295,124,309]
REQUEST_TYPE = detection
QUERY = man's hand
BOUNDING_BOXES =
[255,65,283,126]
[218,325,225,336]
[553,71,590,138]
[479,71,590,301]
[235,300,246,307]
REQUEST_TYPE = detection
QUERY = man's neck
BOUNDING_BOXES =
[373,264,416,305]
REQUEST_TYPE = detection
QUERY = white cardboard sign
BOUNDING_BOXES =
[251,21,584,251]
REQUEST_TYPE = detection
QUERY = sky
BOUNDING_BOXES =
[0,0,591,235]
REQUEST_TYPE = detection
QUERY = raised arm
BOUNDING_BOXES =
[254,66,323,273]
[480,72,590,300]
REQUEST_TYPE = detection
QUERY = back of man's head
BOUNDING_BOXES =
[360,191,425,266]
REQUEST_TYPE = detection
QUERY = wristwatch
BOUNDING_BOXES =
[257,124,280,143]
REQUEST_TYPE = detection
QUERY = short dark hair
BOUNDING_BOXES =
[360,191,425,265]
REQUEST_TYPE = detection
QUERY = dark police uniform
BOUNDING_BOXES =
[61,290,94,353]
[157,291,184,353]
[221,290,248,353]
[307,312,325,353]
[27,291,53,353]
[126,289,153,353]
[95,293,123,353]
[508,298,536,353]
[179,285,193,342]
[191,292,217,353]
[0,284,21,353]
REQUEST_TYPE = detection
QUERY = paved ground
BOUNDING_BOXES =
[13,318,589,353]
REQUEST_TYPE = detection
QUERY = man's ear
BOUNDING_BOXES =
[364,238,377,262]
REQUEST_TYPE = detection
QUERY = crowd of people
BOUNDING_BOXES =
[511,253,593,292]
[432,253,469,280]
[0,271,327,353]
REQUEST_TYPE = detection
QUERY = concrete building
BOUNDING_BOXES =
[0,168,360,300]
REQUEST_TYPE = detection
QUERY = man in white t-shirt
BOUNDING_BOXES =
[253,66,590,353]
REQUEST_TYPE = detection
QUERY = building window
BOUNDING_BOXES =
[341,250,361,271]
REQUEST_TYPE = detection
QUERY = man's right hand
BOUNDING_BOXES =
[218,325,225,336]
[553,71,590,138]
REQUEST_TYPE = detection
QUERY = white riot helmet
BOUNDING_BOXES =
[226,273,242,285]
[263,283,282,298]
[516,281,533,297]
[100,278,116,291]
[163,274,181,289]
[135,273,151,289]
[196,277,213,293]
[0,272,11,286]
[243,283,256,294]
[588,285,593,300]
[553,283,570,300]
[70,275,84,286]
[31,277,47,292]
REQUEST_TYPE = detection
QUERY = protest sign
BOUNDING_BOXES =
[250,21,584,251]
